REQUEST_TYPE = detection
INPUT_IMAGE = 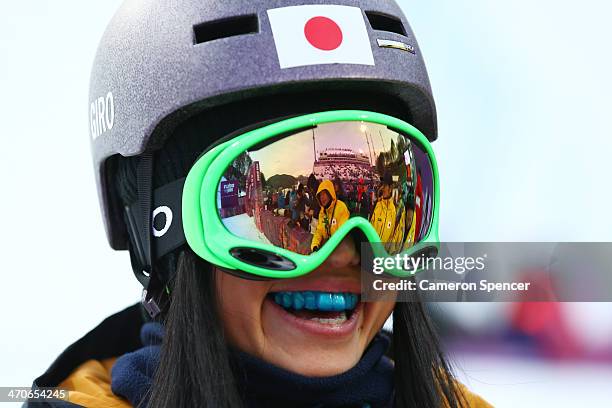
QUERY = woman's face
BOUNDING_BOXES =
[214,235,396,377]
[317,190,332,208]
[382,184,392,199]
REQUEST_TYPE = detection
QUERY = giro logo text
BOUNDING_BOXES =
[90,91,115,140]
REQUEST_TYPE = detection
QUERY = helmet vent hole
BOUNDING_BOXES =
[194,15,259,45]
[365,11,406,36]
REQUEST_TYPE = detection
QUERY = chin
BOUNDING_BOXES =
[266,342,364,377]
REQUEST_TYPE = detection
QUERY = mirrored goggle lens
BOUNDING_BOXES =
[217,121,434,256]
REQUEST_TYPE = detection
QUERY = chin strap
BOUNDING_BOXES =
[135,152,164,319]
[124,171,187,319]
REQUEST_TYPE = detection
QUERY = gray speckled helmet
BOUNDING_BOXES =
[90,0,437,250]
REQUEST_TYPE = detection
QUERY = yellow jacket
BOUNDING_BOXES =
[58,357,492,408]
[58,357,130,408]
[311,180,350,250]
[386,204,407,254]
[404,209,417,248]
[370,196,397,243]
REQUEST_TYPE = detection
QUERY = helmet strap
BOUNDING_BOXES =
[135,151,164,319]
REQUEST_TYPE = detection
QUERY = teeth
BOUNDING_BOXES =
[304,292,316,310]
[282,293,292,309]
[272,291,359,312]
[310,311,347,325]
[293,292,305,310]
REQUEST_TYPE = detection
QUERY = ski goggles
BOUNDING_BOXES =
[180,110,440,279]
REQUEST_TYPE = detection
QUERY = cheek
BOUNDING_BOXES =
[214,270,271,354]
[364,297,396,342]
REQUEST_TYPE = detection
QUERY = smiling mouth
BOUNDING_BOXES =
[269,291,360,325]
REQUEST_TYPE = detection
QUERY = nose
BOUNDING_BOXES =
[320,234,360,269]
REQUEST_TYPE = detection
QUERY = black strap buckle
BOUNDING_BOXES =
[141,288,161,318]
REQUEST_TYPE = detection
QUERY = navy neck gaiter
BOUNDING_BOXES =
[111,322,394,408]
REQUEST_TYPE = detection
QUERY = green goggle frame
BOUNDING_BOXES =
[182,110,440,279]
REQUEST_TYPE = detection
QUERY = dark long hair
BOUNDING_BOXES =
[393,302,465,407]
[147,250,243,408]
[147,249,465,408]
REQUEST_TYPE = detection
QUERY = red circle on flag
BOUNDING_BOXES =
[304,16,343,51]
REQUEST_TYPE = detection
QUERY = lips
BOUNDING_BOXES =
[264,279,362,340]
[264,276,363,336]
[265,295,362,337]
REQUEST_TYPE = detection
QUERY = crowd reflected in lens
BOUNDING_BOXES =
[218,121,434,255]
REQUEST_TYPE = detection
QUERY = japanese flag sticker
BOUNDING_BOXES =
[267,5,375,69]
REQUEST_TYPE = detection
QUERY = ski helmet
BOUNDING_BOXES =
[90,0,437,251]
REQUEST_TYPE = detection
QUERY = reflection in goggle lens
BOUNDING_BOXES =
[217,121,434,256]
